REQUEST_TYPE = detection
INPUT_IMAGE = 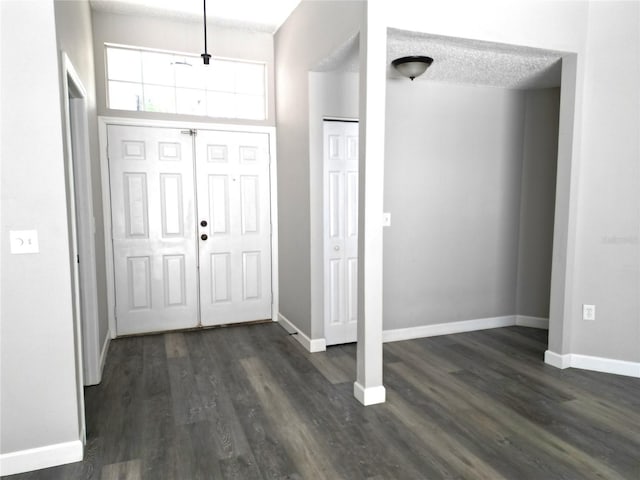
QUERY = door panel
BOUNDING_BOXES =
[324,121,359,345]
[108,125,198,335]
[196,130,272,326]
[108,125,272,335]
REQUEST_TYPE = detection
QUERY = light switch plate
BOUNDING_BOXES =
[10,230,39,254]
[382,212,391,227]
[583,304,596,321]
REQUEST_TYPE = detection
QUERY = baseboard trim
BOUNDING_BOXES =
[544,350,571,369]
[0,440,83,476]
[353,382,386,406]
[98,333,111,382]
[382,315,515,343]
[277,313,326,353]
[545,350,640,378]
[515,315,549,329]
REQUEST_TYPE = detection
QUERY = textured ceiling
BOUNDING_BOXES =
[387,28,564,89]
[89,0,302,33]
[315,28,564,90]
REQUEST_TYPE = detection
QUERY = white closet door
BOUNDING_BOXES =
[324,120,359,345]
[108,125,198,335]
[196,130,272,326]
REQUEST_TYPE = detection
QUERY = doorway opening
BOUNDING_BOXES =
[382,28,569,352]
[101,120,278,337]
[61,52,102,442]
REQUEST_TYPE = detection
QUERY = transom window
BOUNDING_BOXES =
[106,45,267,121]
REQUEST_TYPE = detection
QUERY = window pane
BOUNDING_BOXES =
[108,81,143,111]
[107,48,141,82]
[206,60,235,92]
[235,63,265,95]
[208,91,236,118]
[105,44,267,121]
[143,85,175,113]
[176,88,207,116]
[142,51,175,87]
[235,94,265,120]
[174,58,205,89]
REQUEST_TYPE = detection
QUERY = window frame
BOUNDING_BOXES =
[104,43,268,121]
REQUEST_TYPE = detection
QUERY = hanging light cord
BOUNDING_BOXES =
[201,0,211,64]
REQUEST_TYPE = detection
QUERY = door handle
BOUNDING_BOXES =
[200,220,208,227]
[334,245,340,251]
[201,234,208,241]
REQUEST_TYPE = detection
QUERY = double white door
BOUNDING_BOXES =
[324,120,359,345]
[108,125,272,335]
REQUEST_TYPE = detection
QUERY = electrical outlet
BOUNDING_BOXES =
[583,304,596,321]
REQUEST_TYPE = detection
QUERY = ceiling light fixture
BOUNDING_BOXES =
[392,56,434,81]
[201,0,211,65]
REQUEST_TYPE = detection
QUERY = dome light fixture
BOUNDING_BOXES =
[392,56,434,81]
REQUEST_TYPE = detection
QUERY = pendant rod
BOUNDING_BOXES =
[201,0,211,64]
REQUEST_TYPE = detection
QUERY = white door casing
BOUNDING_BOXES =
[324,120,359,345]
[107,123,273,335]
[196,130,272,326]
[108,125,199,335]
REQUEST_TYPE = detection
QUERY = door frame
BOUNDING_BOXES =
[322,118,360,346]
[99,117,279,337]
[61,52,98,442]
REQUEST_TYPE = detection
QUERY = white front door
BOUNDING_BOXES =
[108,125,199,335]
[196,130,272,326]
[323,120,359,345]
[107,124,272,336]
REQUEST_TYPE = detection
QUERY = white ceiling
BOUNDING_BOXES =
[90,0,302,33]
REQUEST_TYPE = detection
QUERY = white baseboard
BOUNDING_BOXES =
[515,315,549,329]
[98,333,111,381]
[545,350,640,378]
[382,315,516,343]
[277,313,326,353]
[0,440,83,476]
[544,350,571,369]
[353,382,386,406]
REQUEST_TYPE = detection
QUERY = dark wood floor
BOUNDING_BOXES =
[6,324,640,480]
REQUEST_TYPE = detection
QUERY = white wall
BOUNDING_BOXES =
[92,10,275,127]
[0,0,82,472]
[274,0,364,337]
[571,1,640,363]
[384,81,560,330]
[517,88,560,318]
[384,81,526,328]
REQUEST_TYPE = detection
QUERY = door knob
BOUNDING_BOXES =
[200,220,208,227]
[201,234,208,241]
[334,245,340,251]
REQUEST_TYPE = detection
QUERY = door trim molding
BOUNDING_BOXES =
[62,53,102,386]
[98,117,278,337]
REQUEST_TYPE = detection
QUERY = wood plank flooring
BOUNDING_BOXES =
[5,324,639,479]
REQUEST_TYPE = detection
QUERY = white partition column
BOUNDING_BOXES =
[354,2,386,406]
